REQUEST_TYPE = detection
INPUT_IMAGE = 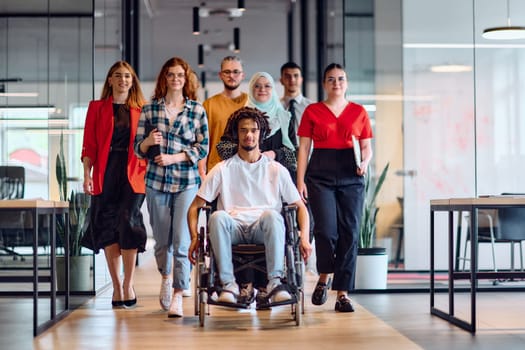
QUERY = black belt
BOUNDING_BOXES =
[110,147,128,152]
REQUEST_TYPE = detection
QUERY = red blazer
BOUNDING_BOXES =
[81,97,146,195]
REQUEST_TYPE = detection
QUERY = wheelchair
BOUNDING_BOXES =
[194,204,305,327]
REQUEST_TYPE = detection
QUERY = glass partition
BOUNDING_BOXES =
[343,0,525,284]
[0,3,98,314]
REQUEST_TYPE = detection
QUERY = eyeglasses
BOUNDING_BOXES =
[326,76,346,83]
[221,70,243,76]
[166,72,185,79]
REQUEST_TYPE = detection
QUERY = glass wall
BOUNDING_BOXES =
[0,6,93,200]
[344,0,525,273]
[0,1,98,296]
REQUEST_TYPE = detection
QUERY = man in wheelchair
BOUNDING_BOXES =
[188,107,311,306]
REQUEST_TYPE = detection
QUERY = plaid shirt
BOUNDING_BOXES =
[134,97,209,193]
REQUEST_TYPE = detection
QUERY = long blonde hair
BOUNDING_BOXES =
[100,61,146,109]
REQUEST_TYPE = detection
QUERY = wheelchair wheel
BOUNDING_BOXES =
[193,268,199,315]
[294,291,302,326]
[286,244,297,287]
[199,290,207,327]
[195,226,207,315]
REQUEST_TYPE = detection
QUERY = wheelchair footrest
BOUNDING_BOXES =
[256,295,297,310]
[206,299,253,309]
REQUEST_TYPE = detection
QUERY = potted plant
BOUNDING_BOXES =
[355,162,389,290]
[55,132,92,292]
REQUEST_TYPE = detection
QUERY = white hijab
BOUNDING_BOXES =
[246,72,294,150]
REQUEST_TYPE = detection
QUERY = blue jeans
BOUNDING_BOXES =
[146,186,197,290]
[208,209,285,286]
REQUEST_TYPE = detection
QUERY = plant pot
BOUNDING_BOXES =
[56,255,92,292]
[355,247,388,290]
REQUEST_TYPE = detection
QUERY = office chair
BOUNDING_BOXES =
[460,206,525,273]
[0,166,27,260]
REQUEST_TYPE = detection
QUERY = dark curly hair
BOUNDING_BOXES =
[221,106,271,143]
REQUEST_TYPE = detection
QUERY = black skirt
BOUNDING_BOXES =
[83,150,147,254]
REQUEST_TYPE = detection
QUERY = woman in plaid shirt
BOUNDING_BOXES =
[134,57,208,318]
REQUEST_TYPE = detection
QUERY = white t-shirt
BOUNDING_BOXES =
[197,153,301,225]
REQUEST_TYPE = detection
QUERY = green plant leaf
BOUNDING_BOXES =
[359,162,389,248]
[55,131,90,256]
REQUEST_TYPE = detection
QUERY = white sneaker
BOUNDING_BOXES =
[267,279,291,303]
[218,282,239,304]
[182,289,192,297]
[168,293,183,318]
[159,278,172,311]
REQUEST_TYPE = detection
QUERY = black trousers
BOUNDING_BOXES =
[307,148,364,292]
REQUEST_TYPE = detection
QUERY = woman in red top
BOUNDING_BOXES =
[81,61,147,308]
[297,63,373,312]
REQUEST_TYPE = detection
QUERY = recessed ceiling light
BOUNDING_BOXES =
[430,64,473,73]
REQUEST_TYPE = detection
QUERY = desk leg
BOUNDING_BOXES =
[454,210,463,271]
[470,208,477,332]
[430,208,435,308]
[50,209,56,321]
[448,210,455,316]
[32,209,38,337]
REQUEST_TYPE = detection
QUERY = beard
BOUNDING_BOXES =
[240,144,257,152]
[224,82,241,91]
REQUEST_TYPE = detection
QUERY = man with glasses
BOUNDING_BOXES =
[200,56,247,175]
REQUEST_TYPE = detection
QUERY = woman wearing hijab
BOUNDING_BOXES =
[217,71,296,176]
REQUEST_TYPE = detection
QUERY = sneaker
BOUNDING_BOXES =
[182,289,192,297]
[218,282,239,304]
[266,279,291,303]
[334,295,355,312]
[238,283,255,305]
[159,278,172,311]
[168,292,183,317]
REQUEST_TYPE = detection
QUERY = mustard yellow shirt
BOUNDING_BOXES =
[203,92,248,171]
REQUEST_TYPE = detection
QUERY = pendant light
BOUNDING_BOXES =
[482,0,525,40]
[198,44,204,67]
[233,27,240,53]
[238,0,246,12]
[193,7,200,35]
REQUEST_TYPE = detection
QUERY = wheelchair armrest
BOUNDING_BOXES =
[198,205,212,219]
[283,204,298,213]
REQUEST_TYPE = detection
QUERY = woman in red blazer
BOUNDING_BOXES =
[81,61,147,308]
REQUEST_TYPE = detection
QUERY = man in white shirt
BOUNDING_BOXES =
[280,62,312,148]
[188,107,311,305]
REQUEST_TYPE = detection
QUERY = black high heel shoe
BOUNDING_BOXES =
[112,300,124,308]
[112,290,124,308]
[123,288,137,308]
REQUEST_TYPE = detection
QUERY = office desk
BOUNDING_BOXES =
[0,199,69,336]
[430,197,525,333]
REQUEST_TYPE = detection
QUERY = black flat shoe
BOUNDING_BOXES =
[334,295,354,312]
[311,278,332,306]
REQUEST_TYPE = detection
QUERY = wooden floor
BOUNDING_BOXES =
[2,244,525,349]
